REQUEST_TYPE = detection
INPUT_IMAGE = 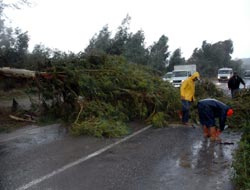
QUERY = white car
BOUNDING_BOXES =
[163,72,173,82]
[218,68,233,82]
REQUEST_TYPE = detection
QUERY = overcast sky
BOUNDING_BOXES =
[4,0,250,59]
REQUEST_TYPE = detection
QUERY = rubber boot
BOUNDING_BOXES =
[216,129,221,137]
[210,127,221,141]
[203,126,210,138]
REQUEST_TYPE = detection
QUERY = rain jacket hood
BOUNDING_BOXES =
[180,72,200,102]
[190,72,200,80]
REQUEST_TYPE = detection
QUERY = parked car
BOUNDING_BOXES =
[163,72,173,82]
[244,70,250,79]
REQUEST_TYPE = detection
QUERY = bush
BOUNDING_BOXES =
[71,118,128,138]
[232,123,250,190]
[151,112,168,128]
[226,89,250,129]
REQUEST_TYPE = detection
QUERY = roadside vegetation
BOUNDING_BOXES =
[229,90,250,190]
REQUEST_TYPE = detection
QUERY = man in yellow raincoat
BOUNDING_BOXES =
[180,72,200,125]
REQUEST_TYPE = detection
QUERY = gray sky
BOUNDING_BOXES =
[5,0,250,59]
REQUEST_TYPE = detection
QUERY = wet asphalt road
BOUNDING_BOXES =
[0,79,246,190]
[0,123,241,190]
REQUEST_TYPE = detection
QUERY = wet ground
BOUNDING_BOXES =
[0,123,241,190]
[0,79,246,190]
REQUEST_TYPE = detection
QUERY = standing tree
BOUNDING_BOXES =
[25,44,52,70]
[167,48,185,72]
[148,35,170,73]
[109,15,131,55]
[85,25,111,55]
[187,40,234,77]
[123,30,149,65]
[0,0,30,68]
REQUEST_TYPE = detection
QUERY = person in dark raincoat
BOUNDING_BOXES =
[228,72,245,98]
[197,98,233,141]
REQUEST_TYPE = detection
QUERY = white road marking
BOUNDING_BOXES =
[17,125,152,190]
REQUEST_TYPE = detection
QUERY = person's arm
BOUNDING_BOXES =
[219,116,226,131]
[239,77,246,88]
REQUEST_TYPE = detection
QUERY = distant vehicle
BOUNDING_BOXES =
[217,68,233,82]
[163,72,173,82]
[244,70,250,79]
[171,64,196,87]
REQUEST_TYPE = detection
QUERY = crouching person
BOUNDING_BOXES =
[197,98,233,141]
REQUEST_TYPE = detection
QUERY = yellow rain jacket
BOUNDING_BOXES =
[180,72,200,101]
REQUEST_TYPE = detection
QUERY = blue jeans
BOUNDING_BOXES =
[182,100,191,123]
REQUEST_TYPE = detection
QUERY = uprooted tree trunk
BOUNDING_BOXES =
[0,67,57,79]
[0,66,76,120]
[0,67,36,78]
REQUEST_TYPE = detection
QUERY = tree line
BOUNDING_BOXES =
[0,1,243,77]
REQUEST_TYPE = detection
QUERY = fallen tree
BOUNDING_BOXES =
[0,54,181,137]
[0,67,36,78]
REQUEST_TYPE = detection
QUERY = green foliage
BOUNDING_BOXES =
[0,1,29,68]
[195,79,224,99]
[228,59,243,75]
[84,16,170,74]
[36,66,80,121]
[26,44,52,70]
[226,89,250,129]
[148,35,170,73]
[36,54,181,137]
[187,40,236,77]
[85,25,111,55]
[108,15,131,55]
[151,112,168,128]
[232,123,250,190]
[71,118,128,138]
[123,30,149,65]
[167,48,185,72]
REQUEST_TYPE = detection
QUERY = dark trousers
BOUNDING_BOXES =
[231,88,240,98]
[181,100,191,123]
[198,103,215,128]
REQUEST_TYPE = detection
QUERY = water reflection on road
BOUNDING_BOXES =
[150,129,241,190]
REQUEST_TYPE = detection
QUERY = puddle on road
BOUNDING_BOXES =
[176,131,241,169]
[0,124,67,156]
[150,130,241,190]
